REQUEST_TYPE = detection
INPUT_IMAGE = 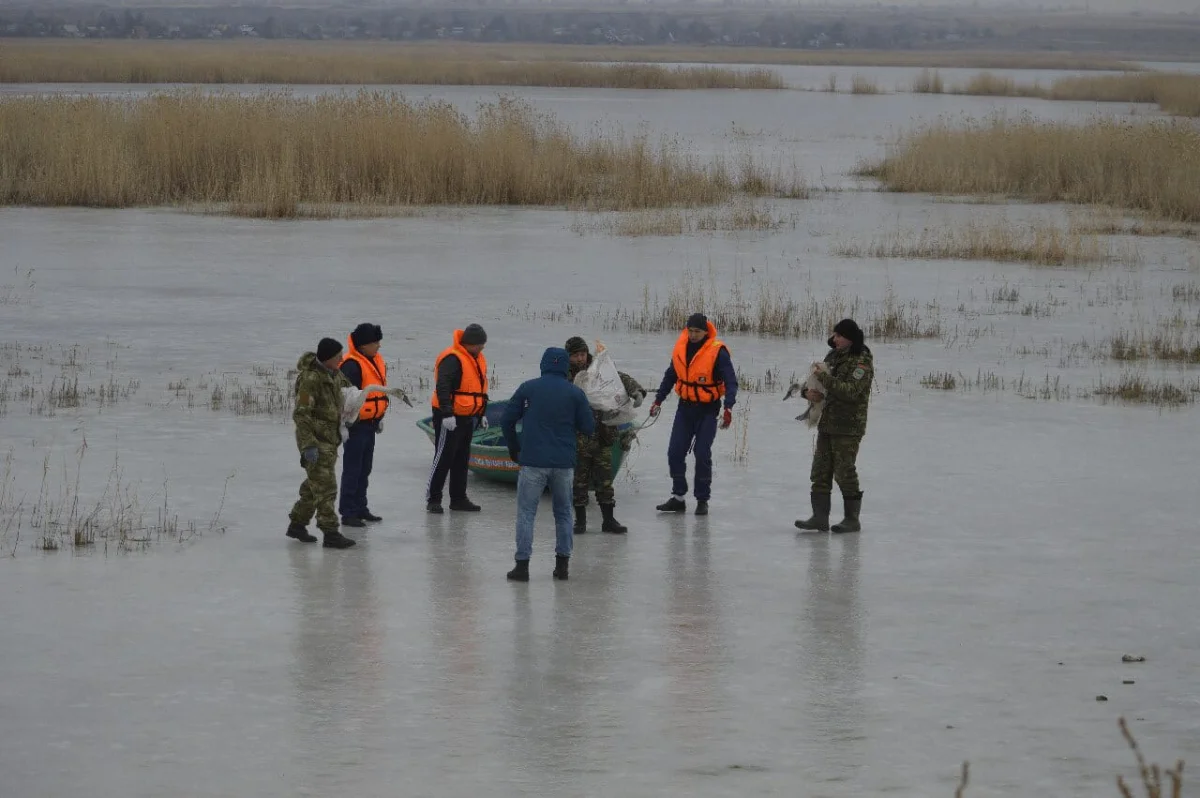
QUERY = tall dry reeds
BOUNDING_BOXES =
[940,69,1200,117]
[1047,72,1200,117]
[0,90,802,217]
[952,71,1043,97]
[850,73,882,95]
[861,116,1200,223]
[911,69,944,94]
[0,41,784,89]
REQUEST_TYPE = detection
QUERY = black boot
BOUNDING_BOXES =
[450,498,481,512]
[795,492,832,532]
[507,559,530,582]
[286,522,317,543]
[574,505,588,534]
[599,503,627,534]
[553,554,569,581]
[656,497,686,513]
[322,529,357,549]
[361,511,383,523]
[694,501,708,516]
[831,493,863,534]
[342,516,366,528]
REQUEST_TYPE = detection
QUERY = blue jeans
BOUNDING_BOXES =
[339,421,376,519]
[515,466,574,561]
[667,401,719,501]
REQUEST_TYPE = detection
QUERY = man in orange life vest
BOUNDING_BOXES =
[425,323,489,514]
[649,313,739,516]
[338,322,388,528]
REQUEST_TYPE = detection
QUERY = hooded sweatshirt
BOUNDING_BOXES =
[501,347,596,469]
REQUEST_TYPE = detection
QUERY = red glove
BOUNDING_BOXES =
[720,408,733,429]
[649,402,661,417]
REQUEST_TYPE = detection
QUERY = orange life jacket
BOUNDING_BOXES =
[671,321,728,404]
[341,337,389,422]
[431,330,489,417]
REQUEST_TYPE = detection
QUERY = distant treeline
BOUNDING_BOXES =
[2,3,1199,56]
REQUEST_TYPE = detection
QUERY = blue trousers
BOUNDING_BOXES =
[338,422,376,520]
[515,466,574,561]
[667,401,719,501]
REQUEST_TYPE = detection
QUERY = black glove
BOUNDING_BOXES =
[508,447,520,465]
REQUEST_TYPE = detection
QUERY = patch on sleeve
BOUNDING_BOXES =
[851,367,866,381]
[298,391,314,407]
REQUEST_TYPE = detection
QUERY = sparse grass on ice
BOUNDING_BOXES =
[860,116,1200,223]
[570,201,802,237]
[0,91,803,217]
[834,218,1137,266]
[608,270,941,341]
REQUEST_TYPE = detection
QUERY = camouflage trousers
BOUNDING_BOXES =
[574,434,615,507]
[810,432,863,497]
[289,446,340,532]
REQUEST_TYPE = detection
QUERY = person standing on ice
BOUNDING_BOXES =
[501,347,595,583]
[564,336,647,535]
[286,337,357,549]
[338,322,388,529]
[425,324,489,514]
[795,318,873,534]
[649,312,738,517]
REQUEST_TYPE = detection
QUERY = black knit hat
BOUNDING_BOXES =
[316,337,343,362]
[461,323,487,346]
[351,323,382,348]
[829,318,866,353]
[564,336,589,355]
[685,312,709,331]
[833,318,864,344]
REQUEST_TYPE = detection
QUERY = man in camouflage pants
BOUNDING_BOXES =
[795,318,874,534]
[565,337,647,535]
[287,337,358,549]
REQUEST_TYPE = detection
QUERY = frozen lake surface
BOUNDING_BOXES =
[1,69,1198,797]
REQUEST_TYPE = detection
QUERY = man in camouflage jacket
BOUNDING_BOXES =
[286,337,357,549]
[565,337,647,535]
[795,318,874,534]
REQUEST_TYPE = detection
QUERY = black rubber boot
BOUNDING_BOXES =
[574,505,588,534]
[694,501,709,516]
[553,554,569,581]
[599,504,627,534]
[322,530,357,549]
[795,492,832,532]
[831,493,863,534]
[507,559,530,582]
[286,522,317,543]
[656,497,686,513]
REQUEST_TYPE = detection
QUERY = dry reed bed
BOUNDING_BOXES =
[834,218,1139,266]
[0,40,1136,79]
[861,116,1200,223]
[948,71,1200,117]
[0,42,783,89]
[907,69,1200,116]
[0,91,802,217]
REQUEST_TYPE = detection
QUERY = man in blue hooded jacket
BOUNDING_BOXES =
[501,347,595,582]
